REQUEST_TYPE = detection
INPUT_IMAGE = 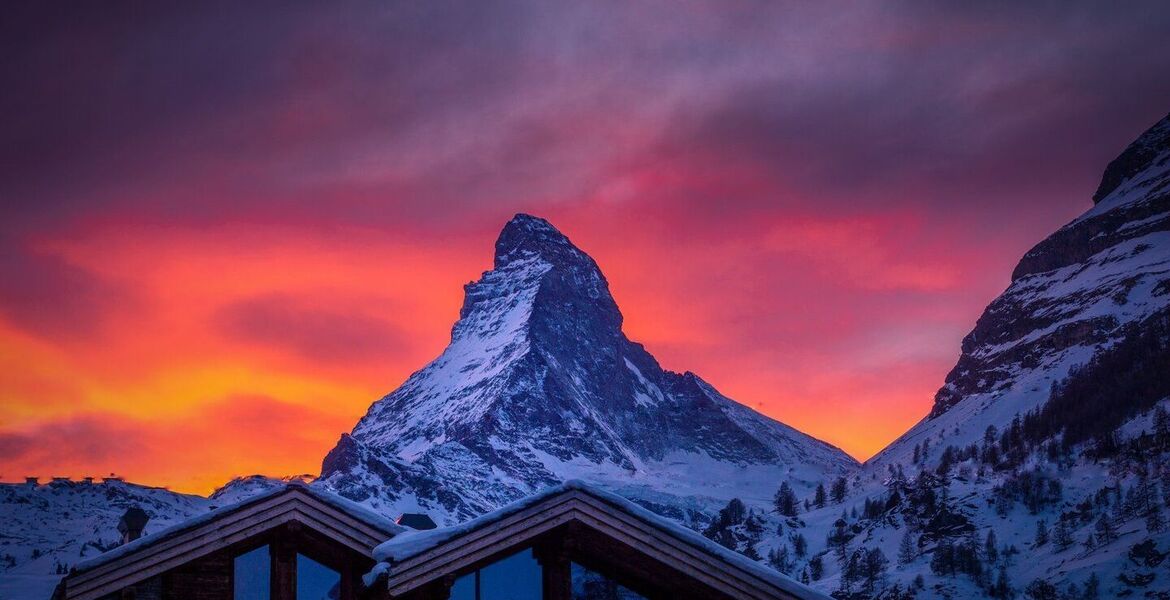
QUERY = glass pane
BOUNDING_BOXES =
[450,572,476,600]
[480,548,542,600]
[234,545,270,600]
[297,554,341,600]
[571,562,648,600]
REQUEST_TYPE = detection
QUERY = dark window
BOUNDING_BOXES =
[296,554,341,600]
[450,548,542,600]
[450,572,476,600]
[234,545,271,600]
[571,562,647,600]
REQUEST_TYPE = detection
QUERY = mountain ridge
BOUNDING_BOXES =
[319,212,857,523]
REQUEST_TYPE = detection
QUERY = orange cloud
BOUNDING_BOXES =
[0,395,355,494]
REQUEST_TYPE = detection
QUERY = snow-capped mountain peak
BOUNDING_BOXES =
[322,213,857,523]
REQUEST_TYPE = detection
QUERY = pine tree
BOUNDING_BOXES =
[1053,518,1073,551]
[897,529,916,565]
[827,519,850,559]
[773,482,798,517]
[863,547,888,594]
[1094,514,1117,544]
[768,544,791,574]
[1155,405,1170,445]
[1147,506,1166,533]
[1034,518,1049,547]
[712,497,746,528]
[985,530,999,564]
[930,539,955,577]
[936,445,956,476]
[814,482,827,508]
[1024,578,1058,600]
[831,476,848,504]
[840,549,862,594]
[792,533,807,558]
[808,555,824,581]
[1083,533,1096,552]
[990,566,1011,599]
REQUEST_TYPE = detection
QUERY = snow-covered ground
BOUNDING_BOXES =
[0,479,210,600]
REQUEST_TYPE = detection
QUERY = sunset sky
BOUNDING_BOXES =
[3,2,1170,495]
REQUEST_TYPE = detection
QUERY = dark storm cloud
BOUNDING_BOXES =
[0,1,538,228]
[5,1,1169,232]
[643,2,1170,211]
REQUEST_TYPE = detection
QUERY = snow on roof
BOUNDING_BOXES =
[372,479,832,600]
[306,483,406,536]
[72,482,404,575]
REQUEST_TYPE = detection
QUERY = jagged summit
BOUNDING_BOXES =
[321,213,857,523]
[494,213,587,267]
[459,213,617,336]
[1093,112,1170,204]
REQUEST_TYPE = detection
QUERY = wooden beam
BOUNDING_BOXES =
[273,531,296,600]
[533,530,572,600]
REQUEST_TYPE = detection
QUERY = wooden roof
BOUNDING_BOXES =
[374,481,829,600]
[60,483,403,600]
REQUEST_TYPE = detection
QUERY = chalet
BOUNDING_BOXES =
[52,482,402,600]
[53,481,827,600]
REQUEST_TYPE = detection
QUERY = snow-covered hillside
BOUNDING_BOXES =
[0,475,304,600]
[318,213,858,524]
[745,112,1170,599]
[0,479,210,600]
[872,112,1170,471]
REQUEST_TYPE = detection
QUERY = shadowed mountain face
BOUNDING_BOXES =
[319,214,857,523]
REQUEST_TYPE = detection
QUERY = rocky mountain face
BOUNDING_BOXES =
[873,112,1170,469]
[318,214,857,523]
[794,111,1170,598]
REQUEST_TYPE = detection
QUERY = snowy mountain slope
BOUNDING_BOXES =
[870,111,1170,473]
[740,112,1170,599]
[318,214,858,524]
[0,475,303,600]
[0,479,210,600]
